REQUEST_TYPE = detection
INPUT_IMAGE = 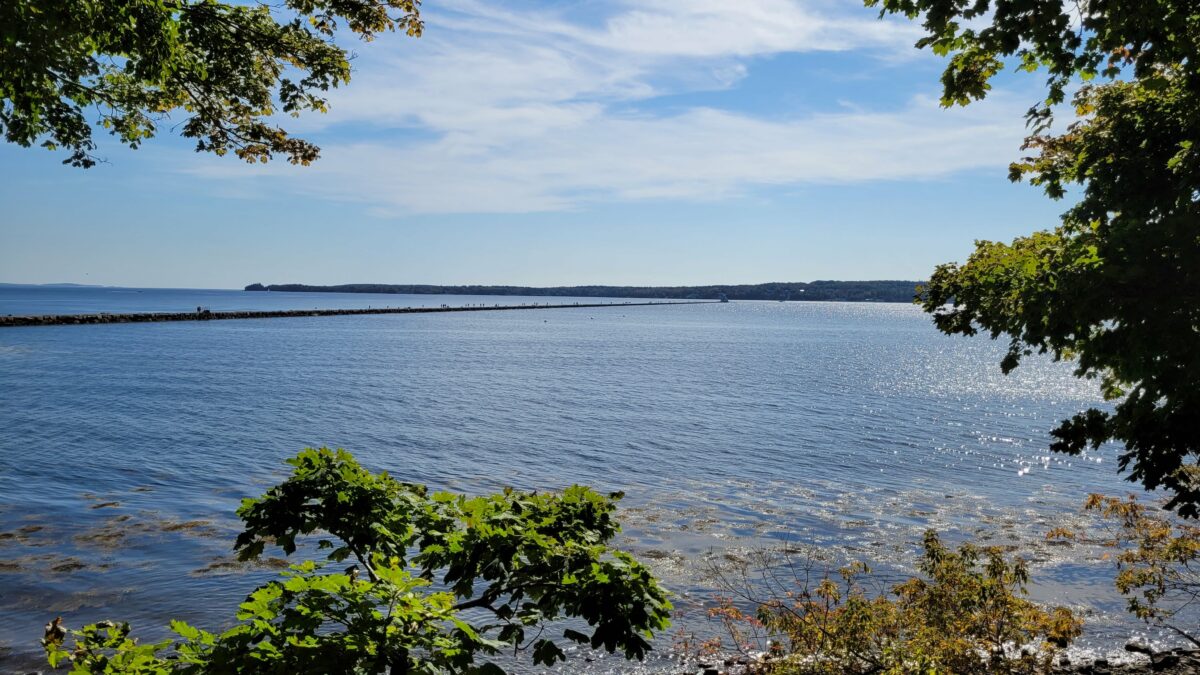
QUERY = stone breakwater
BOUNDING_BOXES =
[0,301,708,328]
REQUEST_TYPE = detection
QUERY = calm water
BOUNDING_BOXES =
[0,287,1162,670]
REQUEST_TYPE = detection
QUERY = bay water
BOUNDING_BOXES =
[0,287,1161,670]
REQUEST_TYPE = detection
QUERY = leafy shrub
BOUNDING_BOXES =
[42,447,672,673]
[1049,494,1200,647]
[703,531,1081,674]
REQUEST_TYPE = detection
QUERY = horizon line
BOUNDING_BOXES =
[2,279,926,291]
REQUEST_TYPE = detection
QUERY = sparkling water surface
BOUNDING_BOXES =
[0,287,1166,670]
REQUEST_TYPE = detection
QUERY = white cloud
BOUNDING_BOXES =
[591,0,918,56]
[181,0,1027,215]
[188,94,1027,214]
[428,0,920,59]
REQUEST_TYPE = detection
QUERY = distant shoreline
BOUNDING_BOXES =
[245,280,923,303]
[0,300,706,328]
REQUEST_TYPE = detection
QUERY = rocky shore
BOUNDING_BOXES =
[0,301,702,328]
[1054,646,1200,674]
[675,646,1200,674]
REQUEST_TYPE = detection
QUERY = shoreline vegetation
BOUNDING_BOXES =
[33,448,1200,674]
[244,281,922,303]
[41,448,674,675]
[0,300,700,328]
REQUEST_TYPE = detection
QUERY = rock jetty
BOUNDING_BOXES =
[0,301,705,328]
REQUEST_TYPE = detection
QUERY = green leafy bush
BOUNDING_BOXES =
[43,447,672,673]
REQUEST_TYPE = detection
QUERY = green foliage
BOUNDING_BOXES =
[1050,494,1200,646]
[43,447,672,673]
[44,620,178,674]
[865,0,1199,115]
[704,531,1081,674]
[922,75,1200,514]
[1,0,422,167]
[871,1,1200,514]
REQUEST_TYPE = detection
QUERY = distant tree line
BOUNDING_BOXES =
[243,281,921,303]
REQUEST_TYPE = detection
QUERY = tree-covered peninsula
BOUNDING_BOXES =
[244,280,920,303]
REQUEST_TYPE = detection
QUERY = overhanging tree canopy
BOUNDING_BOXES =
[867,0,1200,514]
[0,0,422,167]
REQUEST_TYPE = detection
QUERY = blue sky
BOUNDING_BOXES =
[0,0,1070,289]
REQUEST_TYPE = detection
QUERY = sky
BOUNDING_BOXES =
[0,0,1072,289]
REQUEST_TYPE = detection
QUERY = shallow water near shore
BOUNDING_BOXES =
[0,288,1182,670]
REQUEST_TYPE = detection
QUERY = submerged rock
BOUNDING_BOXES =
[1051,648,1200,674]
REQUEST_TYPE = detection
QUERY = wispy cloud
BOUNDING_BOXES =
[182,0,1026,215]
[587,0,919,56]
